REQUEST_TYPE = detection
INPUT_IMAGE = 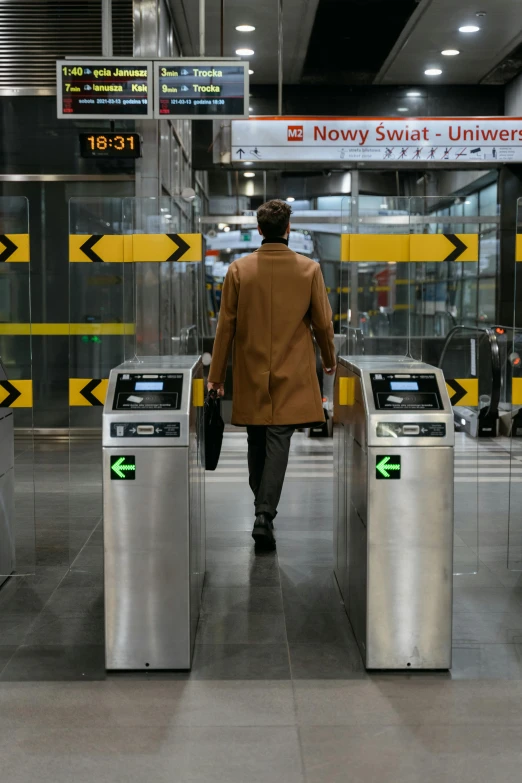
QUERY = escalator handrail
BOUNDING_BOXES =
[438,325,501,420]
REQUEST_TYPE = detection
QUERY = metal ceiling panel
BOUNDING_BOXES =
[0,0,133,91]
[168,0,319,84]
[375,0,522,85]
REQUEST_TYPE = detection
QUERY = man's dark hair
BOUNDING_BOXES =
[257,199,292,239]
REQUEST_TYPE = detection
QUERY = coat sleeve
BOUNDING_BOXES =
[208,264,239,384]
[310,264,336,369]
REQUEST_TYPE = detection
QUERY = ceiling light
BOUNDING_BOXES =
[244,172,255,178]
[236,48,254,56]
[244,161,252,166]
[459,25,480,33]
[286,197,295,203]
[223,226,231,232]
[425,68,442,76]
[249,69,254,75]
[397,107,408,112]
[236,24,255,32]
[442,49,460,56]
[218,223,226,230]
[407,91,422,97]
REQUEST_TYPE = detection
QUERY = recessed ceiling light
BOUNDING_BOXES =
[425,68,442,76]
[236,24,255,32]
[407,91,422,97]
[286,197,295,203]
[442,49,460,56]
[459,25,480,33]
[397,107,408,112]
[236,48,254,56]
[244,172,255,178]
[249,69,254,75]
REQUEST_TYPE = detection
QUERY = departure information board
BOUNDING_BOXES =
[154,61,248,119]
[56,60,153,119]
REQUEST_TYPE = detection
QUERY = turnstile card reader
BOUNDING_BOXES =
[334,357,454,670]
[103,357,205,670]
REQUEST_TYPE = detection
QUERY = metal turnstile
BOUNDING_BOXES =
[0,406,15,587]
[334,356,454,670]
[103,356,205,670]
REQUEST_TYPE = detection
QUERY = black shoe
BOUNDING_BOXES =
[252,513,276,551]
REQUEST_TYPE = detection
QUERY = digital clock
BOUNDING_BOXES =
[79,132,142,159]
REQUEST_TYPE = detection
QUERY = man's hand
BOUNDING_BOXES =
[323,365,336,376]
[207,381,225,397]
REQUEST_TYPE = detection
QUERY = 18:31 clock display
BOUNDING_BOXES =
[79,132,142,158]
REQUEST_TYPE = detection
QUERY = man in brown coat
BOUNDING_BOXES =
[208,199,336,550]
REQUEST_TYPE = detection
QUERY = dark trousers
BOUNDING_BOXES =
[247,425,295,519]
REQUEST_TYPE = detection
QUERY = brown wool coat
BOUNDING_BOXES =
[208,243,336,426]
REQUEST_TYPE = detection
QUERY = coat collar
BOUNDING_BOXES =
[257,243,293,253]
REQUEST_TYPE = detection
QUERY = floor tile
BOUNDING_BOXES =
[453,611,522,644]
[299,724,522,783]
[0,680,297,728]
[0,615,36,646]
[23,614,104,646]
[191,644,291,680]
[451,643,522,679]
[196,612,287,645]
[1,726,304,783]
[201,586,284,615]
[204,558,280,587]
[289,642,366,680]
[41,586,104,617]
[453,586,522,614]
[285,608,355,645]
[0,645,106,681]
[0,647,16,675]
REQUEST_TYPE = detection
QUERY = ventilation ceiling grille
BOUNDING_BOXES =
[0,0,133,90]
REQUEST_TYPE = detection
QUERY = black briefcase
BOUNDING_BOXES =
[204,389,225,471]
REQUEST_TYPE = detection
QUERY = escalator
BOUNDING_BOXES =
[438,325,501,438]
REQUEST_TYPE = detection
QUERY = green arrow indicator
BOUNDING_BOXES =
[376,455,401,479]
[111,455,136,480]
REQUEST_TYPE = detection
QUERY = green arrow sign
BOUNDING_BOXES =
[376,455,401,479]
[111,455,136,480]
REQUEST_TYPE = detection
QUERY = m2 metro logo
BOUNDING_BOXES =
[287,125,303,141]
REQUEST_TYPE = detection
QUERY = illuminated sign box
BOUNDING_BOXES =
[56,59,153,120]
[154,60,249,120]
[79,132,142,158]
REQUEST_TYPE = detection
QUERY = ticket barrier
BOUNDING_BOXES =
[102,357,205,670]
[334,356,454,669]
[0,361,15,587]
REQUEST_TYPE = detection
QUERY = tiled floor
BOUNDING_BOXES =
[2,431,522,780]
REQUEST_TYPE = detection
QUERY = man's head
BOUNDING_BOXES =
[257,199,292,240]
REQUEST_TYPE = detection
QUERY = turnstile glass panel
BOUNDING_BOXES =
[507,199,522,570]
[68,197,127,572]
[409,196,482,576]
[68,195,203,574]
[122,195,203,359]
[340,196,412,357]
[0,196,36,578]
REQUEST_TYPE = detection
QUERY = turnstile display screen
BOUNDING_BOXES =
[370,373,443,411]
[112,373,183,410]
